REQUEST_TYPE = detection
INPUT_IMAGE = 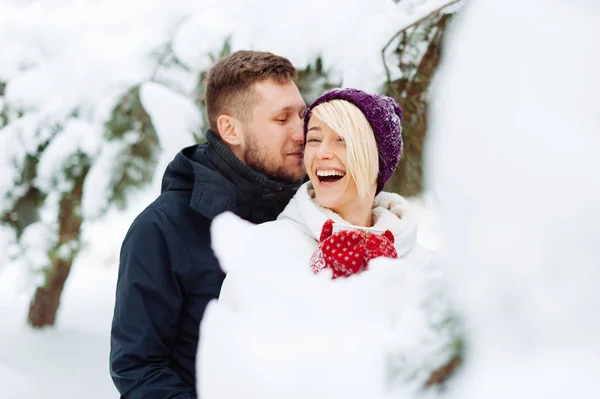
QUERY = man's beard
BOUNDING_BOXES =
[244,132,304,183]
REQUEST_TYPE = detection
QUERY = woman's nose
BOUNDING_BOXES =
[318,142,334,159]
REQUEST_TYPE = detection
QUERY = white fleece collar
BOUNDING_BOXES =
[278,182,418,257]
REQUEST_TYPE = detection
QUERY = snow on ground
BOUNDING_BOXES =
[0,260,119,398]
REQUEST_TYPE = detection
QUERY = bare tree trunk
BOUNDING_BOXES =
[425,354,462,387]
[28,259,72,328]
[27,153,90,328]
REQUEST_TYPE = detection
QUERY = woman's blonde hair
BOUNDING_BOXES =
[311,99,379,200]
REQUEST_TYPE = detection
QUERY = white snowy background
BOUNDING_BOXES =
[1,0,599,397]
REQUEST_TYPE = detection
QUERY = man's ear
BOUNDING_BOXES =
[217,115,243,147]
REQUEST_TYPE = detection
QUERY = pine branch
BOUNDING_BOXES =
[382,0,463,93]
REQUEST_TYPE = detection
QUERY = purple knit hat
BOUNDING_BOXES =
[303,88,403,194]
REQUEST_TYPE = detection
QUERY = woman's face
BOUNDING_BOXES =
[304,115,359,212]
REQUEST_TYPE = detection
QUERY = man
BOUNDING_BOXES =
[109,50,307,398]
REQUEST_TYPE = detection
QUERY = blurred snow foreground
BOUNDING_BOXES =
[198,0,600,398]
[427,0,600,398]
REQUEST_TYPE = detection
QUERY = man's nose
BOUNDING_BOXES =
[291,116,304,143]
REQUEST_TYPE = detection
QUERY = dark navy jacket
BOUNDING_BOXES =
[109,131,301,398]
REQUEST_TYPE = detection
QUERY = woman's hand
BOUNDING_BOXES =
[311,220,398,279]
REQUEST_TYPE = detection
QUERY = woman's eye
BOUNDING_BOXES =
[307,138,320,143]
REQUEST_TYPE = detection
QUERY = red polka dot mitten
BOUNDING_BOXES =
[310,219,398,279]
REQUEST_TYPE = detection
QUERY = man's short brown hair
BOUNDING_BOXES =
[204,50,297,133]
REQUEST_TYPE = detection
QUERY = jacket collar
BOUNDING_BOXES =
[278,182,419,256]
[188,130,302,222]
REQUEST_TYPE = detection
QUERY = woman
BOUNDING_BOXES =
[288,88,426,278]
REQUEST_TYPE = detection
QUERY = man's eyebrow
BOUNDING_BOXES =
[272,106,295,113]
[272,105,306,114]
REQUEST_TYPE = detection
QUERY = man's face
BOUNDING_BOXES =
[240,78,307,183]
